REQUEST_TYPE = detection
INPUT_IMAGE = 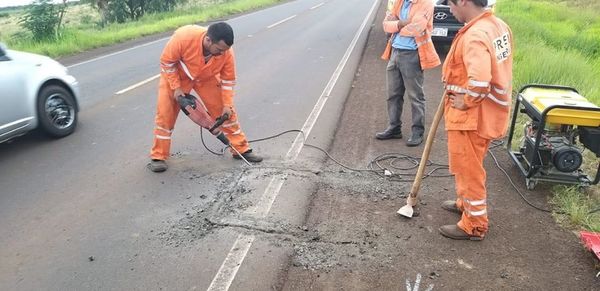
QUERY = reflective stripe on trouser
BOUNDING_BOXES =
[150,77,250,160]
[447,130,491,237]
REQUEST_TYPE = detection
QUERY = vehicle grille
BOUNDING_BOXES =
[433,6,458,24]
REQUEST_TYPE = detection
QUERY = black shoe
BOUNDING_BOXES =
[233,149,263,163]
[148,159,168,172]
[406,133,423,147]
[375,128,402,140]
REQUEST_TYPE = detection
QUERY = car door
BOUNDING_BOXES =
[0,45,32,141]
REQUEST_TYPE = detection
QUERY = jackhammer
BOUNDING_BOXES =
[177,94,251,166]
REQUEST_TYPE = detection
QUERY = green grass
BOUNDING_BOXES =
[497,0,600,232]
[2,0,282,57]
[551,186,600,232]
[497,0,600,104]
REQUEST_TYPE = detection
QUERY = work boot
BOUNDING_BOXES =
[148,159,168,172]
[441,200,462,214]
[406,132,423,147]
[375,128,402,140]
[233,149,263,163]
[439,225,484,241]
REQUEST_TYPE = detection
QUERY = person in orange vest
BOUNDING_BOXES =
[439,0,513,240]
[148,22,262,173]
[378,0,440,146]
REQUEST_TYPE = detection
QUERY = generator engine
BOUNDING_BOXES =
[507,84,600,190]
[522,123,583,174]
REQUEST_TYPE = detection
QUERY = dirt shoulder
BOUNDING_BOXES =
[281,3,598,290]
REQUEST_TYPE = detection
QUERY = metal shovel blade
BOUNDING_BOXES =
[397,203,414,218]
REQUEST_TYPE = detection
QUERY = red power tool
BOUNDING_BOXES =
[177,94,251,165]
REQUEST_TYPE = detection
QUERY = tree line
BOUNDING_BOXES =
[20,0,186,41]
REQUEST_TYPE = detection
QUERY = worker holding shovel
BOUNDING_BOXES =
[439,0,513,240]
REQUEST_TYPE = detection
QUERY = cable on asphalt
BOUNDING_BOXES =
[200,128,553,212]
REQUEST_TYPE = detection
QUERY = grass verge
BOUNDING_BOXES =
[497,0,600,232]
[4,0,282,57]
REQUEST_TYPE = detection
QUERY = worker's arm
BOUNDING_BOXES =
[461,31,492,109]
[220,49,237,111]
[160,31,184,93]
[398,3,433,38]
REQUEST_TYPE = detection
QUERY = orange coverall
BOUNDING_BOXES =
[441,11,513,237]
[151,25,249,161]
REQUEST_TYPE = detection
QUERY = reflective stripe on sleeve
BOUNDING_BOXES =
[487,93,510,106]
[493,86,508,95]
[446,85,467,94]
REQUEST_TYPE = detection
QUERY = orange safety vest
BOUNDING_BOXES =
[442,11,513,140]
[381,0,441,70]
[159,25,237,107]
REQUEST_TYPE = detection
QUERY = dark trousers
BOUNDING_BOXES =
[385,48,425,135]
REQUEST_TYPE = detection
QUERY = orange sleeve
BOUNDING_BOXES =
[220,49,237,107]
[462,31,492,108]
[160,30,184,90]
[399,2,433,38]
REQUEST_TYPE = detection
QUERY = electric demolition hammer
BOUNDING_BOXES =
[177,94,251,165]
[178,93,230,144]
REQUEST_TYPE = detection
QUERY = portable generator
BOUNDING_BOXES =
[507,84,600,190]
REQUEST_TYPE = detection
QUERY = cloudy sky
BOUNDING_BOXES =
[0,0,79,8]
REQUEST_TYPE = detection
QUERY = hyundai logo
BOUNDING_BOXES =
[434,12,448,20]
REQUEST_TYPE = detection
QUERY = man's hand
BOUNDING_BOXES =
[386,13,399,21]
[448,93,468,110]
[221,106,232,119]
[397,19,409,30]
[173,88,185,100]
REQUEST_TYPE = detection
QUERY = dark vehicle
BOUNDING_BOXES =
[431,0,497,43]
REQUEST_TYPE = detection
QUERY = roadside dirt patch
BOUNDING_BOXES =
[282,3,599,290]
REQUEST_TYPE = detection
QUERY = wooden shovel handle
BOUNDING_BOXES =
[409,94,445,199]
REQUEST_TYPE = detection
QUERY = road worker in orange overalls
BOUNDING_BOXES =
[148,22,262,172]
[438,0,513,240]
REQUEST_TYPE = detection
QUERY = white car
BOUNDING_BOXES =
[0,43,80,143]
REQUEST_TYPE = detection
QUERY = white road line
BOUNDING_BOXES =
[67,38,168,68]
[115,74,160,95]
[207,1,380,290]
[207,234,255,291]
[310,3,324,10]
[267,15,297,29]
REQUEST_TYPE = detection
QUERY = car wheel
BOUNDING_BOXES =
[37,85,77,138]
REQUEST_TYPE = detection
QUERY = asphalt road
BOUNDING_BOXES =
[0,0,380,290]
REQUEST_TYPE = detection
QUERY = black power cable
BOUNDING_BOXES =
[200,128,553,213]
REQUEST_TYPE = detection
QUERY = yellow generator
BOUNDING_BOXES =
[507,84,600,190]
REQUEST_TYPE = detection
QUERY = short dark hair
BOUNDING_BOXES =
[207,22,234,46]
[449,0,487,7]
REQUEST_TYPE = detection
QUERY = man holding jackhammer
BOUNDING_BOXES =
[148,22,262,173]
[438,0,513,240]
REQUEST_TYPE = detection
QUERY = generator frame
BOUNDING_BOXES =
[507,84,600,190]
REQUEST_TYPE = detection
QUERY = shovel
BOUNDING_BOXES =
[397,94,445,218]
